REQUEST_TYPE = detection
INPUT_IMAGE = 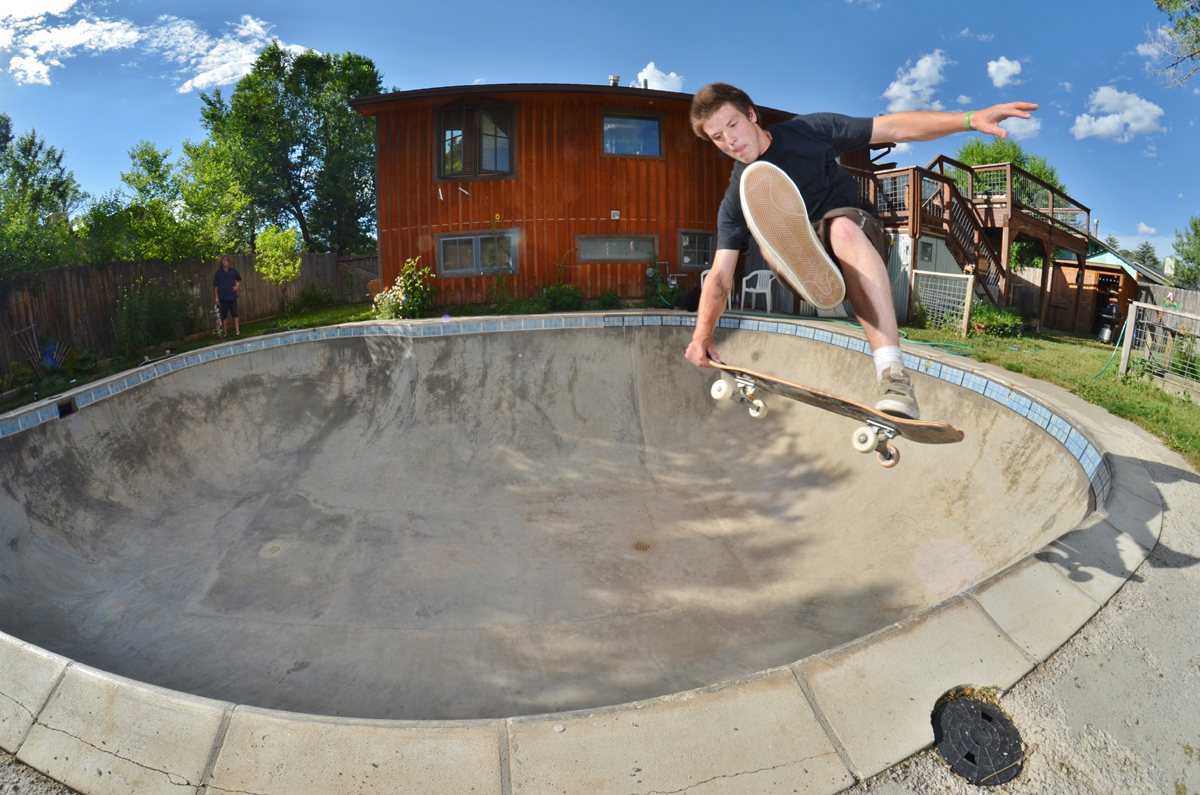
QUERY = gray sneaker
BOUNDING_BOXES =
[739,160,846,310]
[876,366,920,420]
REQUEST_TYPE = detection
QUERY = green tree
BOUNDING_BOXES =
[200,41,383,255]
[1134,240,1161,269]
[256,226,302,316]
[1172,214,1200,287]
[955,137,1066,269]
[1148,0,1200,87]
[0,114,83,278]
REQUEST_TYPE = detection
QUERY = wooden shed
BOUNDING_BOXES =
[350,83,790,305]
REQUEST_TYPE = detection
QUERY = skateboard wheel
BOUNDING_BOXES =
[711,378,733,401]
[851,426,876,453]
[747,398,768,419]
[877,445,900,468]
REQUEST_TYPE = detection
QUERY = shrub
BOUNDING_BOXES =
[597,291,623,310]
[539,283,584,312]
[290,282,337,314]
[373,257,436,319]
[969,302,1023,338]
[114,277,194,358]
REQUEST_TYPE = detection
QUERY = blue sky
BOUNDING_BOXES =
[1,0,1197,260]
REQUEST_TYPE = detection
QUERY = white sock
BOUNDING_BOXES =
[872,345,904,380]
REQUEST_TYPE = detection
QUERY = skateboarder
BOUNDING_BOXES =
[684,82,1038,420]
[213,254,242,337]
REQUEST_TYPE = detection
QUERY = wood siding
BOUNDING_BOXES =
[364,87,752,304]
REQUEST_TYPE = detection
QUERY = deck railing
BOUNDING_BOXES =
[926,156,1090,239]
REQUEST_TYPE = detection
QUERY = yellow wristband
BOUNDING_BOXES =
[966,111,975,131]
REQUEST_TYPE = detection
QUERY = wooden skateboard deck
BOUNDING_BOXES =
[708,361,964,467]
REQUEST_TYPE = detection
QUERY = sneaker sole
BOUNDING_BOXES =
[874,398,920,421]
[740,161,846,310]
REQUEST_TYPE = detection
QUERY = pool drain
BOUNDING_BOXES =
[932,695,1023,786]
[633,541,651,552]
[265,544,282,556]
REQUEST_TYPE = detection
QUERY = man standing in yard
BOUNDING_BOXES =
[685,82,1038,420]
[213,254,242,337]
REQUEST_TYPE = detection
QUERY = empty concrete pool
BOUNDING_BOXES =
[0,314,1097,723]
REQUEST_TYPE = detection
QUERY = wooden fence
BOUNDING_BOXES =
[1140,284,1200,317]
[0,253,351,376]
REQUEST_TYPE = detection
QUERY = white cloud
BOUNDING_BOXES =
[8,53,51,84]
[630,61,683,92]
[22,18,141,55]
[883,49,948,112]
[956,28,993,42]
[1000,116,1041,139]
[472,78,485,85]
[956,94,971,105]
[1070,85,1164,142]
[0,0,77,22]
[1138,222,1157,236]
[987,56,1022,88]
[1060,81,1072,92]
[1,8,307,91]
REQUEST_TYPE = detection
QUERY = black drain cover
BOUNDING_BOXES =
[932,697,1023,786]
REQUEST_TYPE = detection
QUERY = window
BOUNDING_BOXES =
[602,112,662,157]
[679,231,714,269]
[439,99,514,179]
[919,241,934,262]
[576,236,657,262]
[438,229,518,276]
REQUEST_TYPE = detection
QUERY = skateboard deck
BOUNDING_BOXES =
[709,360,963,467]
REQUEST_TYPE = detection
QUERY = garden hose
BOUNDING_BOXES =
[1091,317,1129,380]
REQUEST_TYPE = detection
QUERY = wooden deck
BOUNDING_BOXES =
[846,156,1091,324]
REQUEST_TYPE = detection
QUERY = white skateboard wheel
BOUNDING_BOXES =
[748,398,768,419]
[852,426,876,453]
[877,445,900,468]
[711,378,733,400]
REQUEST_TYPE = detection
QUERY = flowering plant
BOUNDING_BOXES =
[373,257,436,319]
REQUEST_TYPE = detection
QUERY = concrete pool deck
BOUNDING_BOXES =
[0,311,1183,794]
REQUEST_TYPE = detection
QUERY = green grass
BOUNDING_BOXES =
[3,302,1198,473]
[901,324,1200,471]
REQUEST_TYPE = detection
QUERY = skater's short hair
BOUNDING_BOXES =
[690,83,756,139]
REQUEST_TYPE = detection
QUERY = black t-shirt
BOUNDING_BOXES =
[213,267,242,302]
[716,113,874,252]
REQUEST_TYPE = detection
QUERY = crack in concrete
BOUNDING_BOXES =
[30,721,196,788]
[0,690,36,719]
[638,755,826,794]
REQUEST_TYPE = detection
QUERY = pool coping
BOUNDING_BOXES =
[0,311,1163,794]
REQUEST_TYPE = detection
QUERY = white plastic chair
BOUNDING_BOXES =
[700,268,733,309]
[740,270,776,314]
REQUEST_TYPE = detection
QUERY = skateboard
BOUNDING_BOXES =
[213,302,222,337]
[708,361,964,468]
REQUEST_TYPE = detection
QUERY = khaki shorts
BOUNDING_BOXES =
[814,207,889,265]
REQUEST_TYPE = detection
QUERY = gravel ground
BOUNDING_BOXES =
[1,752,77,795]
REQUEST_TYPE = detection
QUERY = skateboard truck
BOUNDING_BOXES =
[710,375,768,419]
[851,421,900,468]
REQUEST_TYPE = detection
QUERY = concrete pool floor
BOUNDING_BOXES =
[0,313,1193,794]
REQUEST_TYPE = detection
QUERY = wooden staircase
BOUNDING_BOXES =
[847,156,1091,309]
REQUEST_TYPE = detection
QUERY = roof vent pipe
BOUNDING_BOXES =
[609,75,620,86]
[642,78,649,89]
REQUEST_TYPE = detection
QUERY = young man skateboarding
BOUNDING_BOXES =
[685,83,1037,419]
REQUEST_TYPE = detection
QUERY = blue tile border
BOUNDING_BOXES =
[0,311,1112,499]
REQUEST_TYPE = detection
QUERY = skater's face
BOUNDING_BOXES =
[702,104,768,164]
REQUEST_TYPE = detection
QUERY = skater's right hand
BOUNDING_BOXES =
[686,337,721,368]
